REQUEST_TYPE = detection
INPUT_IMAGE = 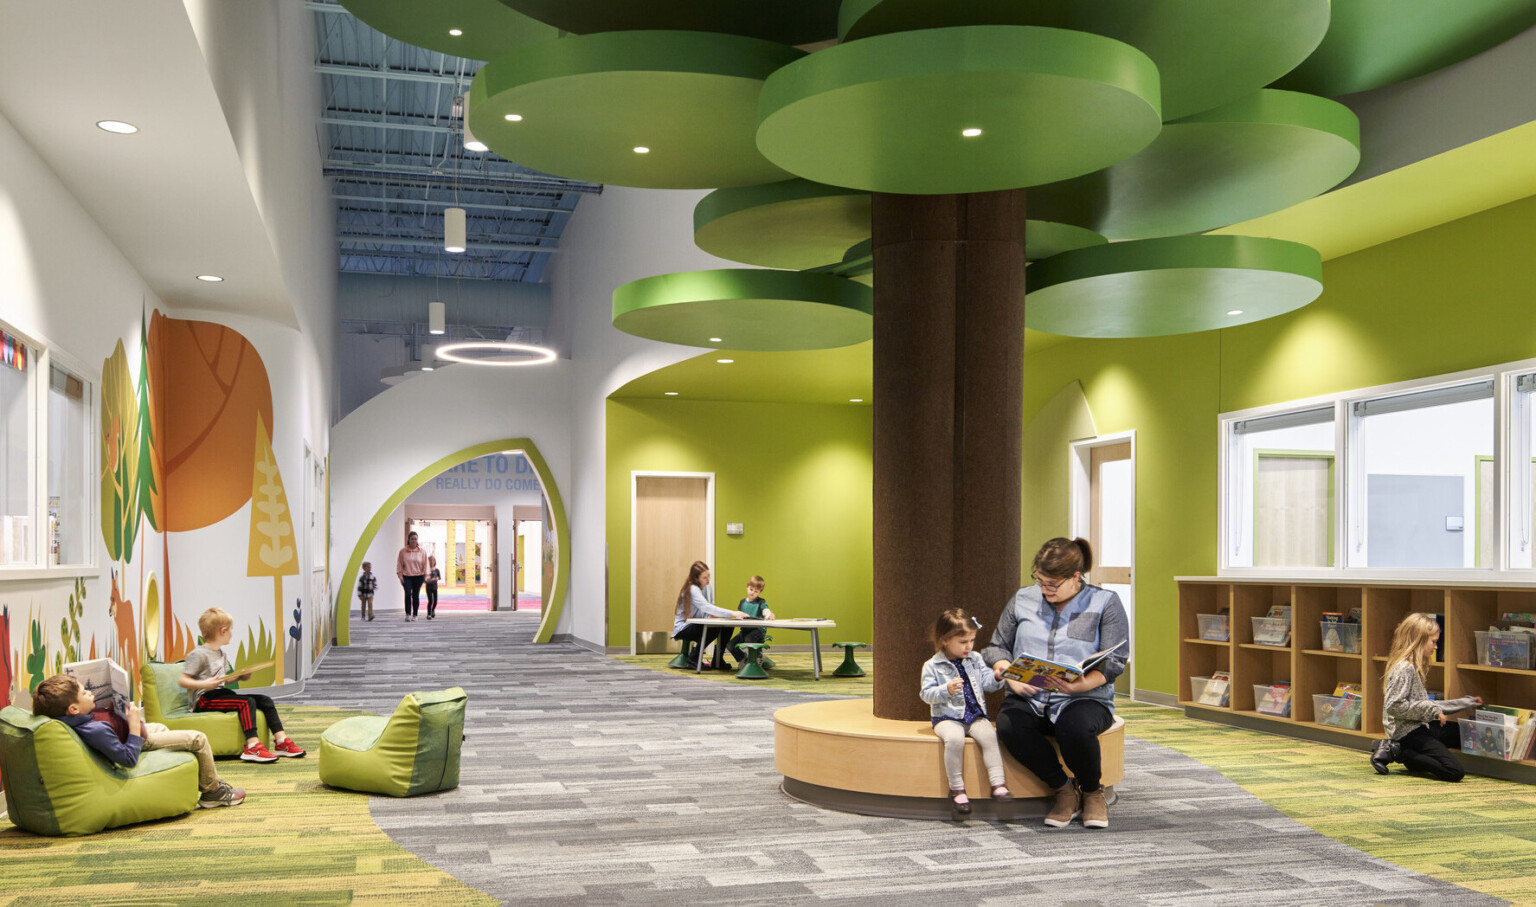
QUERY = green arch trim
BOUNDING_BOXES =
[334,438,570,646]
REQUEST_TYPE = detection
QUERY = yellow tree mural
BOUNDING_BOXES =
[247,415,298,685]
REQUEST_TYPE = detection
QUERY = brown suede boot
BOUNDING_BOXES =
[1043,781,1080,828]
[1080,784,1108,828]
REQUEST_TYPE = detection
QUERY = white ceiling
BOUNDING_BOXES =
[0,0,296,326]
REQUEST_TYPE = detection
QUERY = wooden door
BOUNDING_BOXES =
[1088,441,1133,694]
[634,475,710,653]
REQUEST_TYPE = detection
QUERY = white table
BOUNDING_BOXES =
[687,618,839,679]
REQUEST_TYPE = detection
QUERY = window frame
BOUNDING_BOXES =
[1220,357,1536,581]
[0,318,99,580]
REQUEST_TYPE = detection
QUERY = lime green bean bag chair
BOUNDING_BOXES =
[319,688,467,797]
[0,705,199,836]
[141,660,268,756]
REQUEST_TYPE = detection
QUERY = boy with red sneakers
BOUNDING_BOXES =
[180,607,305,763]
[32,674,245,808]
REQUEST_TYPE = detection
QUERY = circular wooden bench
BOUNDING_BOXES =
[774,698,1124,819]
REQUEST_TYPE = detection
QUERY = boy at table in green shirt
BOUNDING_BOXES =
[728,576,775,664]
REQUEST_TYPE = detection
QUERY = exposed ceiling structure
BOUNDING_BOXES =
[308,0,601,284]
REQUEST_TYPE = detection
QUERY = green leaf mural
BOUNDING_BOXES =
[26,616,46,695]
[234,622,278,689]
[99,340,143,563]
[135,316,159,532]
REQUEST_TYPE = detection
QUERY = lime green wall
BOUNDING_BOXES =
[1022,193,1536,697]
[605,398,873,648]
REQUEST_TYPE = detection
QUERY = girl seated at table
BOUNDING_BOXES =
[672,561,749,670]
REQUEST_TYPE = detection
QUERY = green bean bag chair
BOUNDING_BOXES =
[0,705,199,836]
[141,660,268,756]
[318,688,467,797]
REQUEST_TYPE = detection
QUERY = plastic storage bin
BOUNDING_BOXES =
[1251,616,1291,647]
[1197,613,1230,642]
[1312,694,1364,729]
[1319,621,1361,654]
[1253,683,1293,716]
[1459,717,1518,760]
[1189,675,1231,707]
[1475,630,1534,670]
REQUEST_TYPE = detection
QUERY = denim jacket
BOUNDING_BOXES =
[919,650,1005,722]
[979,581,1128,722]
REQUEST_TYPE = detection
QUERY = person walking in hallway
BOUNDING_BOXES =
[397,530,429,622]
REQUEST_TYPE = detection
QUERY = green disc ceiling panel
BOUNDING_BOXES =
[495,0,841,46]
[1027,90,1360,241]
[757,26,1162,195]
[613,269,873,350]
[340,0,558,61]
[470,32,803,189]
[694,180,870,271]
[1276,0,1536,97]
[1025,236,1323,338]
[1026,221,1108,261]
[837,0,1329,121]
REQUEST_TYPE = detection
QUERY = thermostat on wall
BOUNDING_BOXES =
[726,522,744,536]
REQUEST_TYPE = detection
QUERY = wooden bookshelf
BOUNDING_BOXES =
[1177,577,1536,783]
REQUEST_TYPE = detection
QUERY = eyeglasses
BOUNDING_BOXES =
[1034,572,1078,592]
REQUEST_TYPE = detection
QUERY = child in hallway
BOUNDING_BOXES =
[727,575,775,664]
[32,674,245,808]
[425,556,441,620]
[1372,612,1481,779]
[920,608,1012,818]
[357,561,377,622]
[181,607,306,763]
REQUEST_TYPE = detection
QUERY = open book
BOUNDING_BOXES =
[1001,640,1126,686]
[218,660,275,684]
[63,657,131,718]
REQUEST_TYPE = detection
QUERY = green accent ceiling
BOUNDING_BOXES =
[495,0,840,47]
[1275,0,1536,97]
[611,344,874,404]
[469,32,802,189]
[340,0,558,62]
[694,180,870,271]
[756,26,1162,195]
[1025,236,1323,338]
[837,0,1329,121]
[612,269,873,351]
[1028,90,1360,241]
[1026,221,1108,261]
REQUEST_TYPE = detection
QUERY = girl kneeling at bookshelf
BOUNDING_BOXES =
[919,608,1012,819]
[1375,612,1481,780]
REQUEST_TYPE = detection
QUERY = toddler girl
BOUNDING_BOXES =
[919,608,1012,818]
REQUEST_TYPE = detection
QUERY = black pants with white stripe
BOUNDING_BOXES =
[195,687,283,738]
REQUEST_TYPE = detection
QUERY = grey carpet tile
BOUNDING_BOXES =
[296,612,1505,907]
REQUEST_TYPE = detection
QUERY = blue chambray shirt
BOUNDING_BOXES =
[979,581,1128,722]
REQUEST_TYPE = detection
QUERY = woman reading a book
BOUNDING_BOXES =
[982,537,1129,830]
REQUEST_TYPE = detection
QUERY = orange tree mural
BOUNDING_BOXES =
[147,312,275,663]
[248,415,297,685]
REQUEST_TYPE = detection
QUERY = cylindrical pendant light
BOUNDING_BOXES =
[444,207,467,253]
[429,300,445,335]
[462,93,488,153]
[420,343,435,371]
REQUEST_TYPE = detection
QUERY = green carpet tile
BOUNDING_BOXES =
[619,652,1536,906]
[0,704,496,907]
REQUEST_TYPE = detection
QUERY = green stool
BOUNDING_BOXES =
[735,643,770,679]
[761,634,775,670]
[832,641,867,677]
[667,638,699,669]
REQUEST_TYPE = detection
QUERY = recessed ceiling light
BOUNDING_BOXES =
[708,337,723,343]
[448,28,463,36]
[96,120,138,134]
[633,146,650,154]
[1227,309,1244,316]
[196,274,224,282]
[664,391,679,396]
[504,113,523,122]
[850,398,864,403]
[716,358,734,364]
[961,127,982,137]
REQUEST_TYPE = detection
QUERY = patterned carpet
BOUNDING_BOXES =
[4,612,1530,906]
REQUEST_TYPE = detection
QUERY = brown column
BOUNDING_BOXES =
[870,190,1026,720]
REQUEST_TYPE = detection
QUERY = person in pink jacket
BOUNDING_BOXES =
[396,530,431,622]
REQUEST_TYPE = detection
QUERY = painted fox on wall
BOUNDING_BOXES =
[109,570,139,696]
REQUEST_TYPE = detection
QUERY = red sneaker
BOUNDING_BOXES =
[241,741,279,763]
[271,738,306,758]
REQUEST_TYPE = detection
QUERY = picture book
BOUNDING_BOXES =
[1331,682,1362,698]
[1321,613,1346,652]
[1256,681,1292,717]
[1252,615,1291,647]
[1477,704,1534,724]
[1498,611,1536,624]
[1316,693,1363,729]
[1475,709,1517,726]
[1346,606,1363,624]
[62,657,131,718]
[1485,633,1533,670]
[1196,671,1231,707]
[218,660,275,684]
[1265,604,1292,621]
[1002,640,1126,686]
[1462,719,1515,760]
